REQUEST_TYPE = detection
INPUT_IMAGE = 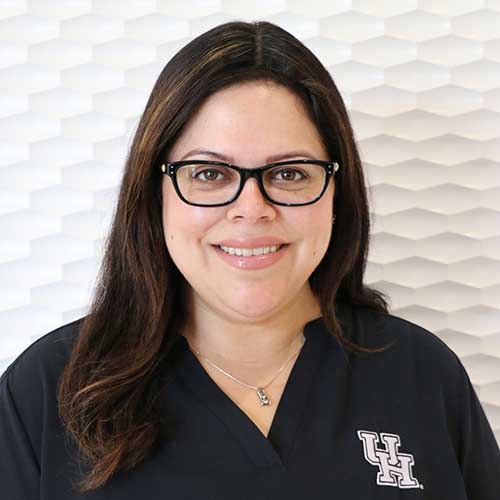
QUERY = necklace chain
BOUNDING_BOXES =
[185,332,306,406]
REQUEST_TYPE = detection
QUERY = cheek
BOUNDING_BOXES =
[162,183,218,250]
[298,207,333,258]
[162,182,188,249]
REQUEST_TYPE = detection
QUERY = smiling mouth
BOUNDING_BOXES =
[211,243,290,256]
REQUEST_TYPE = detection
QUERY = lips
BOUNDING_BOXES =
[211,240,290,270]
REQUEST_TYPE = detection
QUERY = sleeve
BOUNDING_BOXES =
[454,360,500,500]
[0,365,40,500]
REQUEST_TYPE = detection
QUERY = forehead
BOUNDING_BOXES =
[189,81,308,125]
[168,81,326,161]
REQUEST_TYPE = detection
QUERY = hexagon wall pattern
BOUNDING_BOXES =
[0,0,499,450]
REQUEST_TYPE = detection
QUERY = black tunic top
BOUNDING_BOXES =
[1,303,499,499]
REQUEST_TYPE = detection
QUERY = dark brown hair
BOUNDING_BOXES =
[57,20,391,493]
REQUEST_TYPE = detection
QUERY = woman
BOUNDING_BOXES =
[1,20,499,499]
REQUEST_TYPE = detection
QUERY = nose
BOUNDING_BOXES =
[226,175,276,220]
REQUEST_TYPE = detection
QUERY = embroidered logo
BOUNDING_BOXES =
[357,430,424,490]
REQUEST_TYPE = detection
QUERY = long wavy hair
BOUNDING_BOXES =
[57,20,391,493]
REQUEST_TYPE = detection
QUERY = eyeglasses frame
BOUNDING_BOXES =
[159,159,340,207]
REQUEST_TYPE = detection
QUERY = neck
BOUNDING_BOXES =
[181,287,321,374]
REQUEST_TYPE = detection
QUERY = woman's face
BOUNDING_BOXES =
[162,81,335,322]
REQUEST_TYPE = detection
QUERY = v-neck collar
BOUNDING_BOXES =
[171,313,341,469]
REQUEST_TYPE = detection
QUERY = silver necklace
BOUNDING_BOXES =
[186,333,306,407]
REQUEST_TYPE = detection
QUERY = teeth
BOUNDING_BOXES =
[219,244,283,256]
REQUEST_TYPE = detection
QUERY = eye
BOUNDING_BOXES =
[192,168,225,182]
[186,163,237,183]
[272,168,307,182]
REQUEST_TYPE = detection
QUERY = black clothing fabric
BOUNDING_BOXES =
[1,303,499,499]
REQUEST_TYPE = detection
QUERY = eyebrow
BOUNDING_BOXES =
[179,148,317,163]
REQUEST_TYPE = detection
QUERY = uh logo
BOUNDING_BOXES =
[357,430,424,490]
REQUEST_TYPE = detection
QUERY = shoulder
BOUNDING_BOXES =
[0,317,87,471]
[344,303,463,382]
[0,316,85,399]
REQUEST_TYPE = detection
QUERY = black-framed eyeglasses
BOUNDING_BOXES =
[160,159,340,207]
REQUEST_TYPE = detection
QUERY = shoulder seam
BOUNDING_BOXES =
[383,312,462,366]
[1,316,85,378]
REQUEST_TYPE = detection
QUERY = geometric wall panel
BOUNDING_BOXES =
[1,2,499,451]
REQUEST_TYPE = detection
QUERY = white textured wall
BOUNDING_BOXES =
[0,1,499,447]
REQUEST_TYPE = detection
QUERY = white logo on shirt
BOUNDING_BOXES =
[357,430,424,490]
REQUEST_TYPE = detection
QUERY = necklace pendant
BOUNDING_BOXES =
[256,387,270,406]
